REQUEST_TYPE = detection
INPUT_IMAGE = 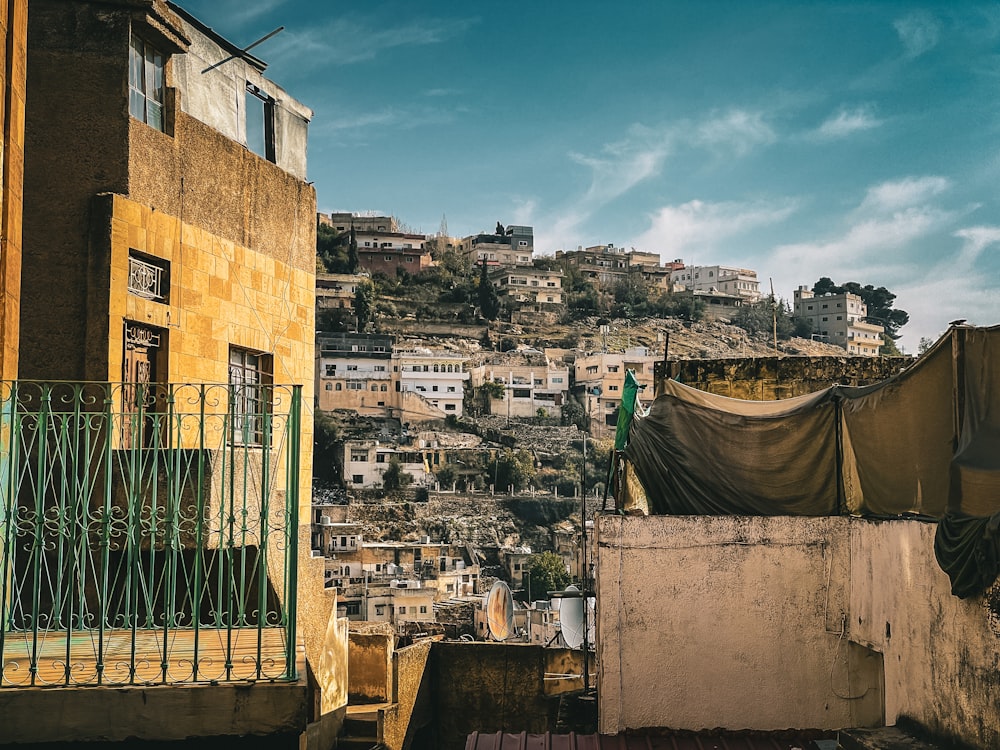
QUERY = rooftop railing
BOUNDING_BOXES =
[0,381,300,688]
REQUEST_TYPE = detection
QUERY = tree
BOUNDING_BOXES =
[354,279,375,332]
[434,464,458,489]
[312,411,341,482]
[316,223,349,272]
[347,227,359,273]
[381,456,413,490]
[521,551,571,601]
[493,448,536,491]
[478,261,501,321]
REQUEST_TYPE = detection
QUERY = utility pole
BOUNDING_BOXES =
[770,277,778,357]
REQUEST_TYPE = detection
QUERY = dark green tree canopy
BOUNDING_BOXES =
[521,551,571,601]
[812,277,909,339]
[478,261,501,321]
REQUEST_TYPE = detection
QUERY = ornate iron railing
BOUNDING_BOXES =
[0,381,300,687]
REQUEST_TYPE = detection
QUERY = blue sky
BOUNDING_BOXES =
[179,0,1000,351]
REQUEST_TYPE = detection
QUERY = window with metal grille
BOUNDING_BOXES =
[129,34,165,131]
[229,346,273,445]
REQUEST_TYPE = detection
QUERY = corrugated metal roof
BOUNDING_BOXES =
[464,731,836,750]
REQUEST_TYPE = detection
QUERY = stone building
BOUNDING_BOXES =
[573,348,658,435]
[461,224,533,267]
[487,265,564,311]
[468,350,569,419]
[671,263,761,302]
[5,2,346,745]
[315,332,469,421]
[793,285,884,356]
[355,228,434,277]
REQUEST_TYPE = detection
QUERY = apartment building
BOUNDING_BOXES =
[468,351,570,419]
[793,286,884,356]
[316,271,368,312]
[355,228,434,277]
[573,348,657,435]
[8,1,344,745]
[671,263,761,302]
[395,345,469,417]
[316,333,469,421]
[488,265,564,309]
[461,224,534,267]
[555,244,675,293]
[319,211,398,233]
[316,332,394,415]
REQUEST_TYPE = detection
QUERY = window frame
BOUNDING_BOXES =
[228,345,273,446]
[129,33,165,131]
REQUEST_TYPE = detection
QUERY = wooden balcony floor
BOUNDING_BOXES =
[0,626,290,687]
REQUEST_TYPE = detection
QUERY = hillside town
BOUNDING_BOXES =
[0,3,997,750]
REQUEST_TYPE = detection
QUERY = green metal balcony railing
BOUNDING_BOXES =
[0,381,301,687]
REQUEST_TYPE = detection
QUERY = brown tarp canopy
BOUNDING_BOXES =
[623,325,1000,519]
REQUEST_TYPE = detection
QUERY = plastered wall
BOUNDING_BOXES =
[597,514,1000,746]
[596,515,868,733]
[850,519,1000,747]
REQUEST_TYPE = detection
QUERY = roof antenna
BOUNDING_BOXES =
[201,26,284,74]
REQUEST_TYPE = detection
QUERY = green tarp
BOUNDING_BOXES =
[621,326,1000,597]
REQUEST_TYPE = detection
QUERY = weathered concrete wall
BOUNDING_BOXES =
[596,515,870,733]
[382,637,435,750]
[348,626,394,703]
[851,520,1000,748]
[429,642,557,750]
[596,514,1000,746]
[657,356,910,401]
[0,680,308,743]
[21,0,133,379]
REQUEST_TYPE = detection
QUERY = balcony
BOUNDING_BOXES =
[0,381,301,689]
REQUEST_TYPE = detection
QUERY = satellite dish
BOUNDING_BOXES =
[486,581,515,641]
[560,584,585,649]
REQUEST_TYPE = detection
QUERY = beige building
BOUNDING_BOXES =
[7,1,346,746]
[319,211,398,233]
[316,271,368,312]
[573,348,658,435]
[315,333,469,421]
[469,351,570,419]
[461,224,533,267]
[793,286,884,356]
[671,263,761,302]
[555,244,674,293]
[489,265,564,308]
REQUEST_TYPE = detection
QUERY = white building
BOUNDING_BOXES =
[671,264,761,302]
[469,352,570,419]
[793,286,884,356]
[393,347,469,417]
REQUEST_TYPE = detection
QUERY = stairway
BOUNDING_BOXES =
[337,703,389,749]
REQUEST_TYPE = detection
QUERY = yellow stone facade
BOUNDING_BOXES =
[109,193,315,518]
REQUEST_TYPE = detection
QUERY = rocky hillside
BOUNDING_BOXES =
[377,313,853,361]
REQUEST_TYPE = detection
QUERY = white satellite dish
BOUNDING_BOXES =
[486,580,515,641]
[560,584,585,650]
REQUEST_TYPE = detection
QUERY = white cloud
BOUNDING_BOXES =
[268,16,476,68]
[894,12,940,59]
[892,227,1000,347]
[633,199,798,260]
[693,110,776,156]
[858,176,951,213]
[814,107,883,139]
